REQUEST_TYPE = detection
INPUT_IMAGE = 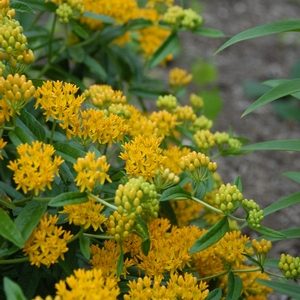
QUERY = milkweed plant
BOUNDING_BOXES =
[0,0,299,299]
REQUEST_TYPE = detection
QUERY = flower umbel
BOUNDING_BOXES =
[8,141,63,195]
[23,214,73,267]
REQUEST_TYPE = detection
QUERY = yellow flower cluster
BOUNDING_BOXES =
[108,177,159,241]
[0,74,35,124]
[91,240,134,276]
[55,268,119,299]
[156,94,177,111]
[83,84,126,108]
[49,0,84,23]
[8,141,63,195]
[120,134,165,180]
[73,151,111,192]
[62,197,107,231]
[146,0,174,9]
[190,93,204,109]
[193,115,213,130]
[79,109,128,144]
[152,166,180,191]
[169,67,193,87]
[242,198,264,228]
[135,218,203,275]
[23,214,73,267]
[194,129,216,150]
[125,273,208,300]
[252,239,272,254]
[0,137,7,159]
[0,0,34,71]
[34,80,85,137]
[149,110,178,137]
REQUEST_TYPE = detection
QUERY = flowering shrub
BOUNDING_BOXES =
[0,0,299,299]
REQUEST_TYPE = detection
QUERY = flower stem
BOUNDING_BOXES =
[83,233,114,239]
[191,196,223,214]
[0,257,28,265]
[48,14,57,63]
[88,193,117,210]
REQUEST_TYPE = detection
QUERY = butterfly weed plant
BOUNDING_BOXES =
[0,0,299,299]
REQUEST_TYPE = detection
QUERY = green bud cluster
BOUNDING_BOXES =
[108,177,159,242]
[190,94,204,109]
[214,131,229,144]
[192,116,213,131]
[152,167,180,191]
[214,184,243,214]
[156,94,177,111]
[56,3,73,23]
[242,199,264,228]
[163,6,203,30]
[193,129,216,150]
[228,138,242,150]
[0,1,34,70]
[107,104,131,119]
[278,254,300,279]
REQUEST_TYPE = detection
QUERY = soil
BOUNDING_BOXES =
[178,1,300,298]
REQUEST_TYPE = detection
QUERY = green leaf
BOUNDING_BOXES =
[70,20,90,39]
[190,217,229,254]
[207,288,222,300]
[84,56,107,81]
[283,171,300,183]
[116,247,124,277]
[264,192,300,216]
[233,176,243,192]
[201,89,223,120]
[192,59,218,86]
[11,0,35,14]
[15,201,47,242]
[195,27,225,38]
[226,272,243,300]
[54,142,86,164]
[83,11,115,24]
[48,192,87,207]
[242,79,300,116]
[216,19,300,54]
[135,216,150,255]
[8,125,34,146]
[68,47,86,63]
[0,182,23,200]
[262,227,300,241]
[0,208,25,248]
[160,185,190,202]
[126,18,153,30]
[19,109,46,141]
[3,277,26,300]
[242,139,300,152]
[79,234,90,260]
[148,32,179,68]
[253,225,286,239]
[257,279,300,299]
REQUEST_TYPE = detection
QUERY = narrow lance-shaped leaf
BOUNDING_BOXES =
[242,79,300,116]
[79,234,91,260]
[257,279,300,299]
[253,225,286,240]
[0,208,25,248]
[216,19,300,54]
[264,191,300,216]
[194,27,225,38]
[226,272,243,300]
[4,277,26,300]
[48,191,87,207]
[206,288,222,300]
[160,185,191,202]
[262,227,300,241]
[242,139,300,152]
[148,32,179,68]
[190,217,229,254]
[283,171,300,184]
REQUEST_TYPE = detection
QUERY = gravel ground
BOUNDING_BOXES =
[178,1,300,298]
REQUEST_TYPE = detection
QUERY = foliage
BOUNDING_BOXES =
[0,0,299,299]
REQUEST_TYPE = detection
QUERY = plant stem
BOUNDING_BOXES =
[48,14,57,63]
[69,228,84,243]
[88,193,117,210]
[191,196,224,214]
[0,257,28,265]
[83,233,114,239]
[50,120,57,143]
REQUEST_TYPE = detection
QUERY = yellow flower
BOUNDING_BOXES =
[169,67,193,87]
[83,84,126,108]
[62,197,107,231]
[23,214,73,267]
[79,109,128,145]
[34,81,84,138]
[73,152,111,192]
[174,105,196,122]
[124,273,208,300]
[162,145,190,174]
[120,134,165,180]
[90,240,134,276]
[193,129,216,150]
[136,218,203,276]
[149,110,178,138]
[55,268,119,299]
[8,141,64,195]
[0,137,7,159]
[146,0,174,9]
[0,98,10,126]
